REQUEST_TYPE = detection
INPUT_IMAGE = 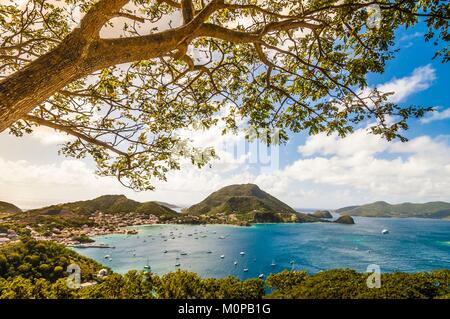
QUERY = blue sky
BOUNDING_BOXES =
[0,21,449,210]
[278,23,450,168]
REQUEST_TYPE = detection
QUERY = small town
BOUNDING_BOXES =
[0,211,162,247]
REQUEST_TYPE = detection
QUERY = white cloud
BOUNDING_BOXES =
[374,64,436,103]
[275,129,450,206]
[398,32,424,42]
[30,126,74,145]
[421,107,450,124]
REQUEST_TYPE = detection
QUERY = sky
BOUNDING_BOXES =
[0,21,449,210]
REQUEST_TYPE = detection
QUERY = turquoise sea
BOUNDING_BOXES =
[73,216,450,279]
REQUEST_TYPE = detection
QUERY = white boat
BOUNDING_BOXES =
[175,262,181,267]
[219,236,225,239]
[163,250,168,254]
[243,268,249,272]
[104,255,110,259]
[258,274,265,279]
[382,229,389,235]
[271,260,276,267]
[220,255,225,259]
[144,259,151,271]
[234,261,238,266]
[240,251,245,256]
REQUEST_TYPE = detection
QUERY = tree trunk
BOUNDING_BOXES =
[0,33,89,133]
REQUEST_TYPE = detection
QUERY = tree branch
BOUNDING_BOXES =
[79,0,130,38]
[23,115,127,157]
[181,0,195,23]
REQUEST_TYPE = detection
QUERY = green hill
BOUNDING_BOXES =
[312,210,333,219]
[0,201,22,215]
[29,195,176,216]
[337,201,450,219]
[184,184,322,224]
[8,195,178,229]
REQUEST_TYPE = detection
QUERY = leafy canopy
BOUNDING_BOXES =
[0,0,449,190]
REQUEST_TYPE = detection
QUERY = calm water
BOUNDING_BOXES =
[73,216,450,279]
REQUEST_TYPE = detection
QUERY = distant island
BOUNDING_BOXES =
[337,201,450,219]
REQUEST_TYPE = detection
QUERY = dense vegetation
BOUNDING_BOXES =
[0,240,105,282]
[0,240,449,299]
[337,201,450,219]
[184,184,323,224]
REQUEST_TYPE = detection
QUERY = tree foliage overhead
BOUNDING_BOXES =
[0,0,449,190]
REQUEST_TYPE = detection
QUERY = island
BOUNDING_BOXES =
[181,184,326,226]
[334,215,355,224]
[336,201,450,219]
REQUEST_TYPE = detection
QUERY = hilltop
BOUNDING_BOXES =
[0,201,22,216]
[184,184,322,225]
[337,201,450,219]
[19,195,178,219]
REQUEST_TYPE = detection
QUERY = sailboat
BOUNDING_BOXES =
[271,259,276,267]
[144,258,151,271]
